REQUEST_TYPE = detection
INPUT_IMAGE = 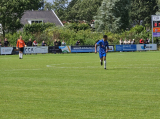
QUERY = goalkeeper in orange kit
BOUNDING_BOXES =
[16,36,26,59]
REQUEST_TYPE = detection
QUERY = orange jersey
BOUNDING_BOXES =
[16,39,25,48]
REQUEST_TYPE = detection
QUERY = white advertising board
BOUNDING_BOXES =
[24,46,48,54]
[1,47,13,54]
[24,47,35,54]
[108,45,114,52]
[136,44,157,51]
[35,46,48,53]
[97,45,114,52]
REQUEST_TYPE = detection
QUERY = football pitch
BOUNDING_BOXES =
[0,52,160,119]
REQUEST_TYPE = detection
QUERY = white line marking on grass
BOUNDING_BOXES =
[47,62,94,66]
[47,61,160,69]
[3,69,41,71]
[0,57,13,59]
[46,62,100,69]
[112,64,160,67]
[112,67,159,69]
[46,65,99,69]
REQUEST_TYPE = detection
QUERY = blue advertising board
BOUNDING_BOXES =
[71,46,95,53]
[71,45,114,53]
[116,45,137,51]
[97,45,114,52]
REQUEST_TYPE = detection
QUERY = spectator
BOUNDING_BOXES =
[139,38,144,44]
[54,39,59,53]
[145,38,149,44]
[76,40,80,45]
[4,38,10,47]
[0,39,2,46]
[27,39,32,46]
[156,38,159,44]
[123,38,128,45]
[58,39,61,46]
[33,40,38,46]
[62,40,66,46]
[42,40,47,46]
[54,39,58,46]
[131,39,135,44]
[119,38,123,45]
[128,39,131,44]
[148,38,150,43]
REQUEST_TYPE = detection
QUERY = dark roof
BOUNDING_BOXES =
[21,10,63,26]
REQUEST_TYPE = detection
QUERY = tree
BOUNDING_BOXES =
[130,0,158,25]
[52,0,69,21]
[94,0,130,33]
[25,0,44,10]
[66,0,103,22]
[44,1,53,11]
[0,0,43,37]
[65,0,79,20]
[156,0,160,14]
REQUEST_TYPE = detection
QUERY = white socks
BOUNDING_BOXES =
[104,60,106,69]
[100,59,106,69]
[19,53,23,59]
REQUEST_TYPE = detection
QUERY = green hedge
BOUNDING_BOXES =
[5,32,35,47]
[4,24,157,46]
[24,22,55,34]
[65,23,90,31]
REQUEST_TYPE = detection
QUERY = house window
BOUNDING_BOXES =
[31,20,43,24]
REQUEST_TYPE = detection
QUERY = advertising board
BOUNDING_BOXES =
[71,45,114,53]
[116,45,137,51]
[1,47,13,55]
[59,46,71,53]
[24,47,48,54]
[136,44,157,51]
[71,46,95,53]
[97,45,114,52]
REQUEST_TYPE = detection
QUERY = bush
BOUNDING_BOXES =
[5,32,35,46]
[130,25,144,34]
[65,23,90,32]
[5,24,153,46]
[24,22,55,34]
[46,26,103,45]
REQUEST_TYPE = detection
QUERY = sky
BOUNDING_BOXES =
[46,0,53,3]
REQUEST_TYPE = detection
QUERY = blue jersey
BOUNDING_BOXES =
[96,39,109,53]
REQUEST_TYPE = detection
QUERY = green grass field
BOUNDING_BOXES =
[0,52,160,119]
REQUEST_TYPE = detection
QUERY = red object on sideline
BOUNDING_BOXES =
[139,39,144,44]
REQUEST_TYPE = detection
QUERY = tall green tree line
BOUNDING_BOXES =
[129,0,158,25]
[65,0,103,22]
[94,0,130,32]
[44,0,103,22]
[94,0,158,32]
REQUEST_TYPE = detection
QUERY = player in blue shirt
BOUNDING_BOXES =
[95,35,109,69]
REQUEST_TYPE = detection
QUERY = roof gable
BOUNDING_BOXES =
[21,10,63,26]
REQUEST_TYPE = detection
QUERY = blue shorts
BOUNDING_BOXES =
[99,52,106,58]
